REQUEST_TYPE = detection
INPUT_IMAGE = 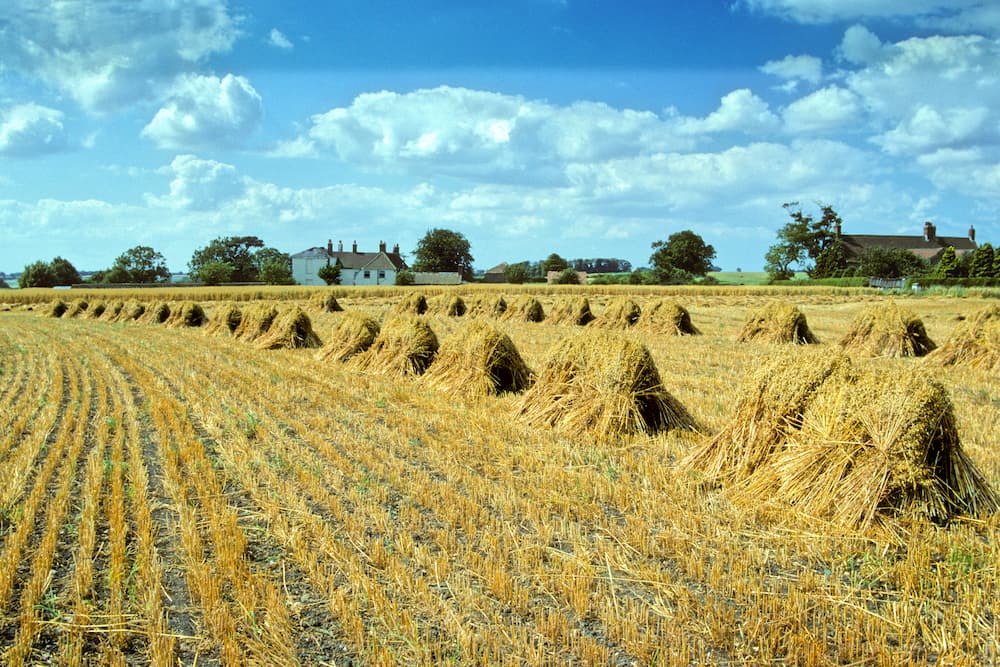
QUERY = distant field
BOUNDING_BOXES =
[0,287,997,664]
[708,270,810,285]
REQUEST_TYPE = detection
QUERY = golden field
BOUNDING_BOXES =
[0,285,998,666]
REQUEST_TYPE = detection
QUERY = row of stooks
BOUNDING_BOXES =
[42,294,1000,533]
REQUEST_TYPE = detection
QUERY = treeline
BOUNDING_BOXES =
[501,255,633,283]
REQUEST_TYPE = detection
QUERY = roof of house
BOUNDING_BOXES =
[291,247,407,271]
[485,262,508,274]
[839,234,976,261]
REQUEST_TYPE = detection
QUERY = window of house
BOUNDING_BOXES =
[363,270,371,279]
[378,271,386,279]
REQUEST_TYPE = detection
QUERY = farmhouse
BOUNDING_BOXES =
[292,240,407,286]
[836,221,977,263]
[484,263,508,283]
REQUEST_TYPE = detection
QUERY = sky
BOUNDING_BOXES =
[2,1,1000,276]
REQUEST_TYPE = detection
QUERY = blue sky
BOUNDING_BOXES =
[2,1,999,276]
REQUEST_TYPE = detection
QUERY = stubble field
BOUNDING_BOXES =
[0,286,997,665]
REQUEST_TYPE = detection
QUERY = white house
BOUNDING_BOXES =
[292,240,407,286]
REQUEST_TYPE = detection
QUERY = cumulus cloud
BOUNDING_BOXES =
[782,86,862,134]
[268,28,293,50]
[296,86,691,181]
[148,154,248,210]
[760,55,823,87]
[0,104,69,156]
[678,89,780,135]
[740,0,989,25]
[839,25,887,64]
[142,74,263,149]
[877,106,990,154]
[0,0,240,112]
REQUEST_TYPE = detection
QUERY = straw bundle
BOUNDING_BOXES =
[423,320,533,396]
[233,303,278,343]
[428,294,467,317]
[315,311,381,363]
[500,296,545,323]
[140,302,171,324]
[592,298,641,329]
[312,292,343,313]
[838,301,935,357]
[390,293,428,316]
[546,297,595,326]
[516,330,696,438]
[926,305,1000,371]
[101,301,125,321]
[466,296,507,319]
[737,302,818,344]
[167,301,207,328]
[121,301,146,322]
[61,299,89,318]
[740,366,999,529]
[638,299,700,336]
[350,316,439,376]
[86,301,107,319]
[254,306,322,349]
[45,299,68,318]
[204,303,242,336]
[681,349,849,483]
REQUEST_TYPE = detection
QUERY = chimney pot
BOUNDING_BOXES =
[352,240,358,254]
[969,225,976,242]
[379,240,386,252]
[327,239,333,255]
[834,221,842,237]
[392,243,400,255]
[338,240,343,252]
[923,221,934,242]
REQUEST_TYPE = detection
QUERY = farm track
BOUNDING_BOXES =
[0,306,998,664]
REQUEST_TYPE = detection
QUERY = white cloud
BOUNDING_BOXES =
[268,28,293,50]
[298,86,690,181]
[760,55,823,86]
[0,104,68,156]
[142,74,263,149]
[740,0,992,26]
[876,105,989,154]
[839,25,887,64]
[678,89,780,135]
[148,154,248,210]
[782,86,862,134]
[0,1,240,112]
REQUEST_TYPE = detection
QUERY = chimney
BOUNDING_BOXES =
[392,243,400,255]
[338,240,343,252]
[327,239,333,255]
[834,221,842,238]
[352,240,358,254]
[923,221,934,242]
[969,225,976,243]
[379,240,386,253]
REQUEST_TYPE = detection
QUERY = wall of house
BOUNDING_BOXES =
[292,257,328,286]
[342,268,397,286]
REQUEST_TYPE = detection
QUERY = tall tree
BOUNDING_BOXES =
[969,243,994,278]
[19,261,55,288]
[411,228,474,281]
[254,247,294,285]
[49,256,81,286]
[764,202,841,279]
[933,246,960,278]
[541,253,570,274]
[649,230,716,278]
[189,236,265,283]
[111,245,171,283]
[993,247,1000,278]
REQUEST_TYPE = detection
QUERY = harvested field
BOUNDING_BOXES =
[927,304,1000,371]
[838,300,936,357]
[737,301,819,344]
[0,288,998,665]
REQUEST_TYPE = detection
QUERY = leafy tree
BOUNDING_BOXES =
[49,256,81,286]
[856,247,926,279]
[259,259,294,285]
[811,238,851,278]
[969,243,994,278]
[197,260,234,286]
[628,269,659,285]
[0,277,9,289]
[395,270,415,286]
[111,245,170,283]
[650,230,716,280]
[411,228,474,281]
[541,253,570,274]
[932,246,960,278]
[765,202,841,279]
[993,248,1000,278]
[19,260,56,287]
[503,262,529,284]
[553,267,583,285]
[189,236,264,283]
[317,263,341,286]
